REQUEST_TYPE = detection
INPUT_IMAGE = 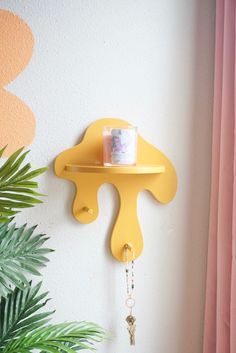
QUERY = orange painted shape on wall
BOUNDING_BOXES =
[0,10,35,156]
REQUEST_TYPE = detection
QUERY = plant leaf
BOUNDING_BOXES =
[0,148,47,222]
[0,282,53,350]
[0,284,107,353]
[0,223,53,297]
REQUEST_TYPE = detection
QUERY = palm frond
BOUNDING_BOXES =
[0,222,53,297]
[0,284,107,353]
[0,147,47,222]
[5,322,107,353]
[0,282,53,350]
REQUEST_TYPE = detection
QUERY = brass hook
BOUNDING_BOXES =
[83,206,94,215]
[123,243,135,262]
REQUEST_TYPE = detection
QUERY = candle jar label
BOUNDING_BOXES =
[103,126,137,166]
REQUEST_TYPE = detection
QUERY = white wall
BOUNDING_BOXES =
[0,1,215,352]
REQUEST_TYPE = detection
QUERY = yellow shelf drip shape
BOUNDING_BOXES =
[54,118,177,262]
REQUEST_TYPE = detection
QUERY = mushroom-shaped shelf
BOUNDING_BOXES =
[54,118,177,262]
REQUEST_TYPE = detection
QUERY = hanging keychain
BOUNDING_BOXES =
[124,244,136,346]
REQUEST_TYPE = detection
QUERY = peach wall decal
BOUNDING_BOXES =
[0,10,35,156]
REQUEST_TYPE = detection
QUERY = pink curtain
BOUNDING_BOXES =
[203,0,236,352]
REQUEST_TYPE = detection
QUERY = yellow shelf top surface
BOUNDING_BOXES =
[65,164,165,174]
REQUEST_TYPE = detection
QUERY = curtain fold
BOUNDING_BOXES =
[203,1,236,353]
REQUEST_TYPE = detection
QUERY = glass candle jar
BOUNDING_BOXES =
[103,126,137,166]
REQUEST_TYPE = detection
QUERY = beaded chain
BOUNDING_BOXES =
[125,259,135,301]
[124,245,136,345]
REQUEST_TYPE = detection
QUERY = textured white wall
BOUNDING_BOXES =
[0,1,215,352]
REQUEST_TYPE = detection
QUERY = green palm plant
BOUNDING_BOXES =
[0,222,52,298]
[0,283,106,353]
[0,148,107,352]
[0,146,47,222]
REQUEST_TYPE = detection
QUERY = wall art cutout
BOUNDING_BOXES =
[0,10,35,156]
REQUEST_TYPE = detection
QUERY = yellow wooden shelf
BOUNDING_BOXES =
[65,164,166,174]
[54,118,177,262]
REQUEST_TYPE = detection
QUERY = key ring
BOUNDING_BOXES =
[125,297,136,309]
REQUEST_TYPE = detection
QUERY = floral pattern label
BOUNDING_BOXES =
[110,128,137,165]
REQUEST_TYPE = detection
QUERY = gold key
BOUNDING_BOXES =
[126,315,136,345]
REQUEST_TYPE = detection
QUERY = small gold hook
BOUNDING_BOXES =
[83,207,94,215]
[124,243,132,251]
[123,243,135,262]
